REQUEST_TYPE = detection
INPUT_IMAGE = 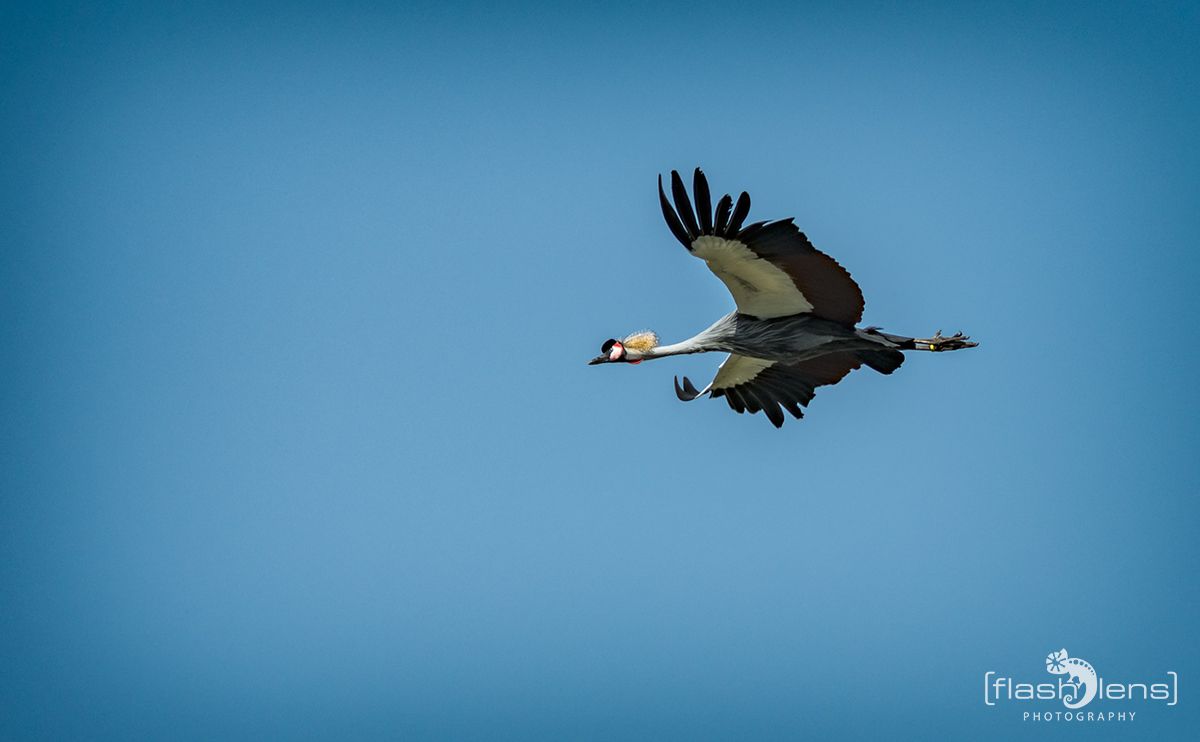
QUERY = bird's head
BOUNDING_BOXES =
[588,331,659,365]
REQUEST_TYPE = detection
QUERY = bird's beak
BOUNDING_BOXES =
[588,354,609,365]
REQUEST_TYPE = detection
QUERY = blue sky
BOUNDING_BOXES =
[2,1,1198,739]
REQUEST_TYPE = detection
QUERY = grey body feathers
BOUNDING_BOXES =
[681,312,900,362]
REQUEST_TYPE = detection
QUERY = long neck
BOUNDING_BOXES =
[642,314,737,360]
[643,338,706,359]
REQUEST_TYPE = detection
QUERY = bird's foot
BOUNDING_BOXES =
[915,330,978,352]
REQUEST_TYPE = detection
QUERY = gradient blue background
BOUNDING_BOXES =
[3,1,1198,739]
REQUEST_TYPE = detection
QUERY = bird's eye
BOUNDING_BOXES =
[601,339,616,353]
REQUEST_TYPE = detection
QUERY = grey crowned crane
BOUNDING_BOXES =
[588,168,977,428]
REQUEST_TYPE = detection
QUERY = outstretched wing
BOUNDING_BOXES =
[674,350,903,428]
[659,168,864,326]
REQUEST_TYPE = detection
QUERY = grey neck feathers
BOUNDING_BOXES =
[643,313,737,359]
[644,339,705,359]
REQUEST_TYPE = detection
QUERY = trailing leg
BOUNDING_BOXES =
[862,327,978,352]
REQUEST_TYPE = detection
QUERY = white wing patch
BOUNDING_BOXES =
[692,235,813,319]
[711,355,774,389]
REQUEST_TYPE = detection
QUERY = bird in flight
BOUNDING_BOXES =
[588,168,977,427]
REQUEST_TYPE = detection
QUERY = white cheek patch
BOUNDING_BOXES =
[609,343,624,361]
[692,235,813,318]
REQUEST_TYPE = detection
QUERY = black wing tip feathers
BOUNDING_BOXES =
[658,174,692,249]
[674,376,705,402]
[726,191,751,236]
[669,171,701,240]
[658,168,825,251]
[765,406,785,428]
[693,168,713,234]
[713,194,732,236]
[658,168,755,248]
[711,354,870,428]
